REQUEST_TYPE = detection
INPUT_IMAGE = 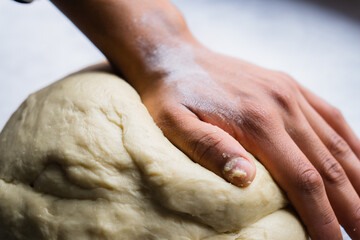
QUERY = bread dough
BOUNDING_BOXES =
[0,71,308,240]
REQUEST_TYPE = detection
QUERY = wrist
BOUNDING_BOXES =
[50,0,196,90]
[123,37,203,91]
[109,4,198,90]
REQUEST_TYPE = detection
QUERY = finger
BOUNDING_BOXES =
[242,127,342,240]
[285,108,360,239]
[299,85,360,158]
[159,106,256,187]
[299,97,360,195]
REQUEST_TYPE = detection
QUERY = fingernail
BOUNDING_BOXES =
[223,157,253,187]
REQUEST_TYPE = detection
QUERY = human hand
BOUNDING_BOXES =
[132,41,360,240]
[47,0,360,238]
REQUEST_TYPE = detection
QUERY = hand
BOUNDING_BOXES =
[48,0,360,238]
[134,41,360,240]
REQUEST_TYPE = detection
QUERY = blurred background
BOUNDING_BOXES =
[0,0,359,238]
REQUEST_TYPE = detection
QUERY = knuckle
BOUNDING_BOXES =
[269,85,297,114]
[326,134,350,158]
[310,210,340,240]
[320,156,347,185]
[340,204,360,233]
[295,168,324,194]
[354,205,360,227]
[157,105,182,129]
[328,106,344,122]
[321,211,340,233]
[238,102,275,137]
[191,131,223,164]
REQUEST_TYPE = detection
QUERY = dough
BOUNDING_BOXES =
[0,71,308,240]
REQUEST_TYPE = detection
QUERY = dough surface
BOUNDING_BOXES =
[0,71,308,240]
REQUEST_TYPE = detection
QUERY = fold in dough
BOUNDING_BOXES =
[0,71,308,240]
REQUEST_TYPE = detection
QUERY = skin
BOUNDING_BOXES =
[37,0,360,239]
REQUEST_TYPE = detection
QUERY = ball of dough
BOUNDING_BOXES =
[0,71,308,240]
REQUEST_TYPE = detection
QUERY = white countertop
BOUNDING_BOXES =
[0,0,358,239]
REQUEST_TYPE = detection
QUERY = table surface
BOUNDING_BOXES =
[1,0,359,239]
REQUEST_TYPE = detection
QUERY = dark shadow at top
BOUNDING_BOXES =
[298,0,360,22]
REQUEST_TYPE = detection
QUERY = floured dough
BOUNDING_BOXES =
[0,70,308,240]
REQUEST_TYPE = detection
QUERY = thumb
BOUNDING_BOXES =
[162,111,256,187]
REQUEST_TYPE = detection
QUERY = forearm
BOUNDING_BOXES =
[50,0,195,90]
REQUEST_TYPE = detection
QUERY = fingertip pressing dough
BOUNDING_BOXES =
[0,71,308,240]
